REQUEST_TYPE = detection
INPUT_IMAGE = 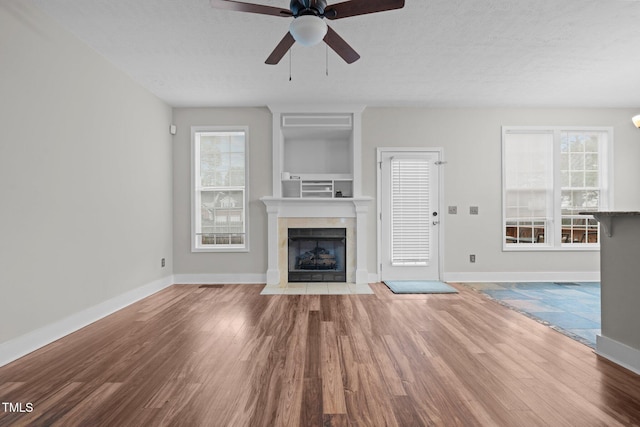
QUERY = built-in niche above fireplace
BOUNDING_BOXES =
[261,105,372,286]
[288,228,346,282]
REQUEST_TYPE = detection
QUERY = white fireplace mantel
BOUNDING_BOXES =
[261,197,372,285]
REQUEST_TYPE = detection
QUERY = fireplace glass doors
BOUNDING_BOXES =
[288,228,346,282]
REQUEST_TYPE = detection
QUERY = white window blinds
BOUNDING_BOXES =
[391,157,430,265]
[503,132,554,225]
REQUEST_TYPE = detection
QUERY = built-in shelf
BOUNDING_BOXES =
[282,178,353,198]
[269,105,364,199]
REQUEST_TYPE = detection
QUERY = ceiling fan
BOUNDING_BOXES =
[210,0,405,65]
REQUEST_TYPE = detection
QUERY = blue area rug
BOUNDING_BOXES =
[384,280,458,294]
[462,282,600,348]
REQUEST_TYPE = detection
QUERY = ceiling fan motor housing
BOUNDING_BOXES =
[290,0,327,17]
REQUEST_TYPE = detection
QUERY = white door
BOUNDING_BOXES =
[379,149,441,281]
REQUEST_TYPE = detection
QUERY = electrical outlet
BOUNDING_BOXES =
[161,258,166,267]
[470,206,479,215]
[470,254,476,263]
[448,206,457,214]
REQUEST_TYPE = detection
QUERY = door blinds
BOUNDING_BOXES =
[390,157,430,265]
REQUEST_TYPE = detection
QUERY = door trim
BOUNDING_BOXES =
[376,147,445,282]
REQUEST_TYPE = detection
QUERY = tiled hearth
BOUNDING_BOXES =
[261,282,374,295]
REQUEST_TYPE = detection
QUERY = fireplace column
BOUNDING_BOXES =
[265,203,281,285]
[354,199,370,285]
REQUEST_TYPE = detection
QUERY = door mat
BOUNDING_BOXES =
[383,280,458,294]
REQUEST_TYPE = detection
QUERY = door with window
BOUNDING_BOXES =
[379,149,441,281]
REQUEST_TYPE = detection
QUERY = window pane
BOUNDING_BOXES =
[585,136,599,152]
[503,132,553,245]
[570,172,584,188]
[585,171,598,187]
[560,130,605,245]
[569,136,585,153]
[585,153,598,170]
[570,153,584,171]
[229,153,245,186]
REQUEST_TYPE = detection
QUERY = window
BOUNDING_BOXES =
[192,127,248,252]
[502,127,611,250]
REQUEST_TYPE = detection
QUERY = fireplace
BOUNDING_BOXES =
[261,200,370,286]
[288,228,346,282]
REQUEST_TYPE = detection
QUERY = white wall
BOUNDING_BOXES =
[362,108,640,281]
[0,3,173,351]
[172,107,271,280]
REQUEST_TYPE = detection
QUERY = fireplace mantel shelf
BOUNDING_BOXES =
[261,196,372,217]
[261,196,373,203]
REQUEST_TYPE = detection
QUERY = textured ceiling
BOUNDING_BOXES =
[29,0,640,108]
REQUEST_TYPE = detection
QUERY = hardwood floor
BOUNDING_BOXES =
[1,283,639,426]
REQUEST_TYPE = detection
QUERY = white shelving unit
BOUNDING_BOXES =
[281,178,354,198]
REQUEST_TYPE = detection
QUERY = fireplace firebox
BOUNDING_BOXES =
[288,228,346,282]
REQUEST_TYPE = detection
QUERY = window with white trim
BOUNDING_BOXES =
[192,127,248,252]
[502,127,611,250]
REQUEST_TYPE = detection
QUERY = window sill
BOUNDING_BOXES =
[502,244,600,252]
[192,246,249,253]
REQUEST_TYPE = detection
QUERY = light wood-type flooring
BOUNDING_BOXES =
[1,283,639,426]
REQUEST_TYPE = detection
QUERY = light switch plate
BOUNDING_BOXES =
[470,206,479,215]
[448,206,457,214]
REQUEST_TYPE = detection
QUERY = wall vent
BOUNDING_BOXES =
[282,114,352,128]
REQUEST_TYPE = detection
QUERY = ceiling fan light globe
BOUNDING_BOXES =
[633,115,640,129]
[289,15,327,46]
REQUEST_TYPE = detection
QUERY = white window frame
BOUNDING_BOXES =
[191,126,250,253]
[502,126,613,252]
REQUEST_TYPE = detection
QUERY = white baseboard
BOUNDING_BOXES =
[443,271,600,283]
[172,273,266,284]
[0,275,174,368]
[596,335,640,375]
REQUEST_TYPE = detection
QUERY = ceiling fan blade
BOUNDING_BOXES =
[210,0,292,17]
[265,32,296,65]
[324,0,404,20]
[323,26,360,64]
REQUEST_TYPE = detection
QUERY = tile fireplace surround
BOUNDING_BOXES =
[261,197,372,287]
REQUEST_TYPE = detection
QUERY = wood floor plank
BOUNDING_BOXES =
[1,283,639,426]
[300,378,323,427]
[51,382,122,426]
[320,321,347,415]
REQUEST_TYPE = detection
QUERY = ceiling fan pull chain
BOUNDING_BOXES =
[289,49,292,81]
[326,44,329,76]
